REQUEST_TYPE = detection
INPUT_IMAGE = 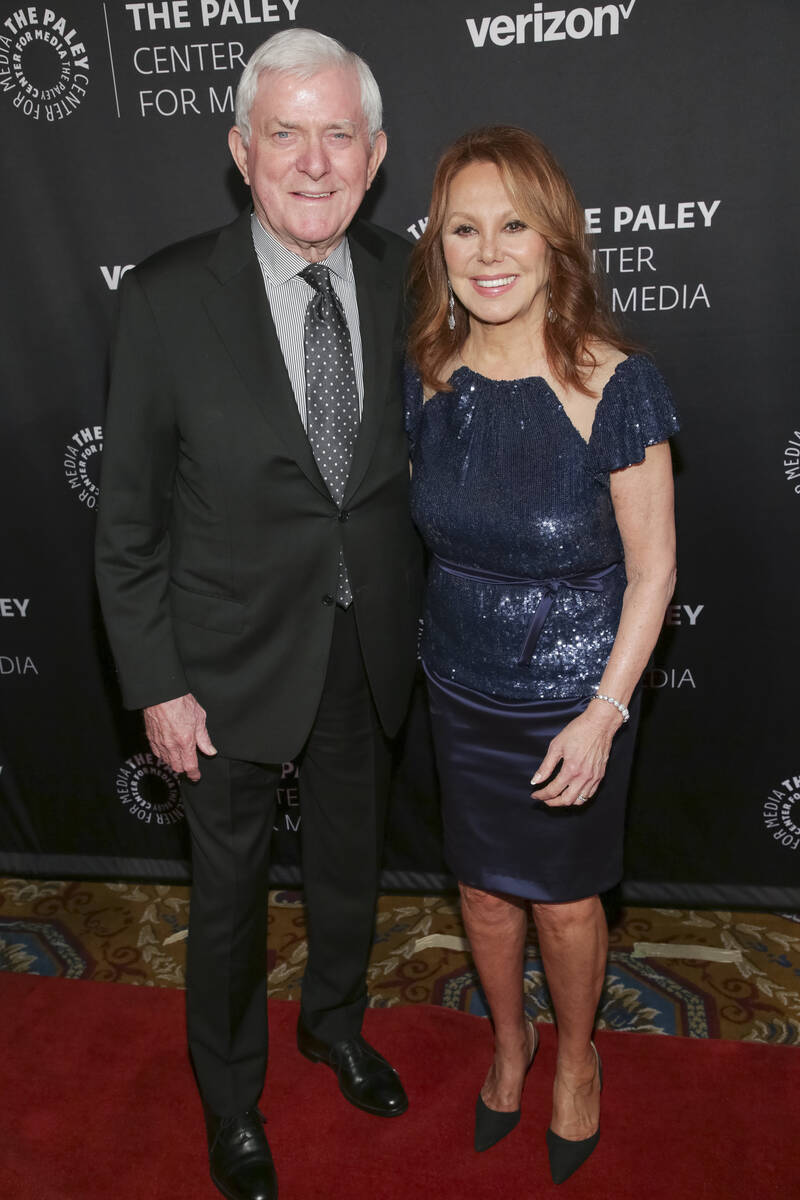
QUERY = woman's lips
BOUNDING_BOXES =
[470,274,518,295]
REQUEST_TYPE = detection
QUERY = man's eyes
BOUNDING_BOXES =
[269,129,353,142]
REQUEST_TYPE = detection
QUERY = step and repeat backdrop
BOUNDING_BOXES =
[1,1,798,906]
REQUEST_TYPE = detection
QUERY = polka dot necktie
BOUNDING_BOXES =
[300,262,360,607]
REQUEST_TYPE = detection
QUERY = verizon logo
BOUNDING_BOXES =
[467,2,637,47]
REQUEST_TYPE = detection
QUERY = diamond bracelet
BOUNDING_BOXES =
[592,691,630,723]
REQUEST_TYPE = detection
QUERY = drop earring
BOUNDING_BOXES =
[447,281,456,331]
[546,284,556,323]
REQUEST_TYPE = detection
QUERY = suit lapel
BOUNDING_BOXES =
[345,223,397,504]
[203,211,327,496]
[202,213,399,505]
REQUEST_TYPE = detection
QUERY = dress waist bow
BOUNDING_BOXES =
[432,556,622,665]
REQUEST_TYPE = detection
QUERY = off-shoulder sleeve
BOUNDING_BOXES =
[590,354,680,474]
[403,360,425,459]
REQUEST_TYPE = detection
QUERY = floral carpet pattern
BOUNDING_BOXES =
[1,877,799,1045]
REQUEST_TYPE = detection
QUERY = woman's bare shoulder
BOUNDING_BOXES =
[584,341,628,392]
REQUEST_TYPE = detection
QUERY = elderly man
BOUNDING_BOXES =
[96,28,421,1200]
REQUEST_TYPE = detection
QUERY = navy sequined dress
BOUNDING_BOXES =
[405,355,679,901]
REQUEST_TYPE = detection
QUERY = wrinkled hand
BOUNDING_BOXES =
[530,704,622,807]
[143,693,217,782]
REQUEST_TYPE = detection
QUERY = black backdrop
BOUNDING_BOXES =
[1,1,798,906]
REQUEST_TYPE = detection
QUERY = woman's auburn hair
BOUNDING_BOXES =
[406,125,637,396]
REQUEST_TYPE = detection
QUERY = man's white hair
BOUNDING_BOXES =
[234,28,383,148]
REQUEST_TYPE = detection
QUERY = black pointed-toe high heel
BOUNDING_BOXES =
[474,1018,539,1152]
[546,1042,603,1184]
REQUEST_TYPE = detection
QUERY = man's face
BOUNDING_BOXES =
[229,67,386,262]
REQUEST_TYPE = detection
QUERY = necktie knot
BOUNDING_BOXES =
[300,262,334,295]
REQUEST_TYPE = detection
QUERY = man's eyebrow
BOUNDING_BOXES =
[269,118,358,132]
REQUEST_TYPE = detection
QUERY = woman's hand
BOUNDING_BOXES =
[530,702,623,806]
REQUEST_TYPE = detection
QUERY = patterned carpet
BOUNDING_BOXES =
[1,877,799,1045]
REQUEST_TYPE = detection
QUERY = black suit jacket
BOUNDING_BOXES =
[95,209,422,762]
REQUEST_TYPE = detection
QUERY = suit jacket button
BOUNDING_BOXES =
[338,510,349,522]
[322,593,335,606]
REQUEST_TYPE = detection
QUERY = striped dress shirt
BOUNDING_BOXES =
[250,213,365,429]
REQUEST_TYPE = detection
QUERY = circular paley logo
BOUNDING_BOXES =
[63,425,102,509]
[763,774,800,853]
[116,752,184,827]
[0,6,90,121]
[783,429,800,496]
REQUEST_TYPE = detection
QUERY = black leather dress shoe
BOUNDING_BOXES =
[297,1024,408,1118]
[205,1108,278,1200]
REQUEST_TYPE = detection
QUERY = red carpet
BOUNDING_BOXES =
[1,972,798,1199]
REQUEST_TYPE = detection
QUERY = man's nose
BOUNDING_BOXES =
[296,136,331,179]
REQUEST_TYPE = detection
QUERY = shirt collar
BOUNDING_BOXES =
[250,213,351,285]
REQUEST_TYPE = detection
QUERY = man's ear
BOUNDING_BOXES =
[366,130,388,190]
[228,126,250,185]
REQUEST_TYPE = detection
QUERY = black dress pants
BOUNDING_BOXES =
[181,605,391,1117]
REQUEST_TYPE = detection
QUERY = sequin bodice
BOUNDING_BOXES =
[405,355,678,700]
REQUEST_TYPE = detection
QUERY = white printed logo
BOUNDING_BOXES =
[0,6,90,121]
[100,265,135,291]
[0,598,30,618]
[64,425,102,510]
[0,654,37,676]
[116,752,183,826]
[120,0,299,119]
[466,2,638,48]
[664,605,704,628]
[763,775,800,853]
[782,430,800,496]
[406,216,429,242]
[642,666,695,689]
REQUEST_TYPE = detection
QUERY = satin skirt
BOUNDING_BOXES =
[424,667,641,903]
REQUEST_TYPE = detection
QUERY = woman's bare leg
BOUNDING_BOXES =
[532,895,605,1139]
[460,882,537,1110]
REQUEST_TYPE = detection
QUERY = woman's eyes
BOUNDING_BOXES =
[450,221,527,236]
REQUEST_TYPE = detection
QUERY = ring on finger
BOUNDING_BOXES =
[576,793,588,805]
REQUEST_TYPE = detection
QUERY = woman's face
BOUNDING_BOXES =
[442,160,551,332]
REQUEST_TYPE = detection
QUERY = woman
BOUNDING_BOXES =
[405,126,678,1184]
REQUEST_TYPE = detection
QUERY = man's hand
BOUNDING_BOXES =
[143,693,217,782]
